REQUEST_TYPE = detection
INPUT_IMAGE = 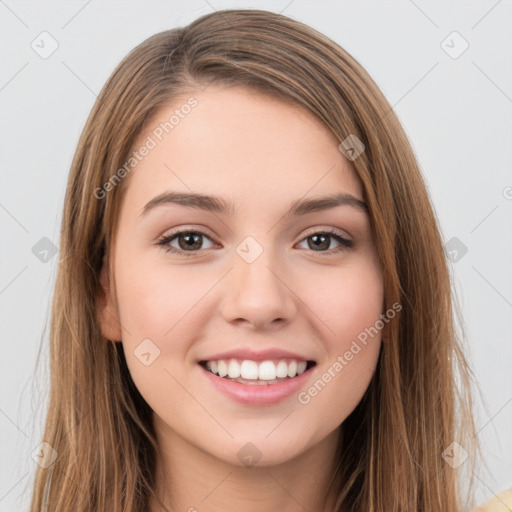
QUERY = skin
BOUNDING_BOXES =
[98,86,384,511]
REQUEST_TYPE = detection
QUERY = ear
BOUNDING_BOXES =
[96,261,123,342]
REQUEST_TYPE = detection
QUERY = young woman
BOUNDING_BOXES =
[29,8,490,511]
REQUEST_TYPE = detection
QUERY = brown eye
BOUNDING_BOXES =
[307,233,331,250]
[177,232,203,250]
[157,230,215,255]
[297,229,353,253]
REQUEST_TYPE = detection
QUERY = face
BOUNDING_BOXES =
[99,86,384,468]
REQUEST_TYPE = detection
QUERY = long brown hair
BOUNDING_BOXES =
[29,9,478,511]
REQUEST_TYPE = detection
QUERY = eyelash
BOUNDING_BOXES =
[156,227,353,257]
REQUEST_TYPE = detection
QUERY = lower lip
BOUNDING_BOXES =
[199,364,316,405]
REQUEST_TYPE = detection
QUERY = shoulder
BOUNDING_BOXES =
[473,489,512,511]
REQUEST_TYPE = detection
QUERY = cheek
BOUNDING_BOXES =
[114,256,221,391]
[114,262,206,419]
[115,256,207,341]
[305,257,384,348]
[294,258,383,418]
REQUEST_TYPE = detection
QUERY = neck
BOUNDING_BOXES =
[149,423,341,512]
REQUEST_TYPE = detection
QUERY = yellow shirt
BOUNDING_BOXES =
[474,489,512,511]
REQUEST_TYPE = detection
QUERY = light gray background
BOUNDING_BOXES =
[1,1,511,510]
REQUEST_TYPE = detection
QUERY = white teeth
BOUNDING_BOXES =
[217,360,228,377]
[227,360,241,378]
[258,361,276,380]
[240,360,259,379]
[287,360,297,378]
[276,361,289,378]
[203,358,311,380]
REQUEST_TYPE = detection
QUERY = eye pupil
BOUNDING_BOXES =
[309,234,330,250]
[179,233,202,250]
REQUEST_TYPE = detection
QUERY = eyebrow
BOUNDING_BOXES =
[140,191,368,218]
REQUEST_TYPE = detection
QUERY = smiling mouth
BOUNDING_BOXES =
[198,359,317,385]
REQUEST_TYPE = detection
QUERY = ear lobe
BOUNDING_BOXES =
[96,263,123,342]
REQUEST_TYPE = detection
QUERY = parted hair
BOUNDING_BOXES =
[30,9,478,511]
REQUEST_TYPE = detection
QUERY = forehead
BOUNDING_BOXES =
[123,86,363,215]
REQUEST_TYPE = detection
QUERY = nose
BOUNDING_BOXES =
[219,246,298,330]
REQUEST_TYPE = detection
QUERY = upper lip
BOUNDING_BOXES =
[198,348,315,363]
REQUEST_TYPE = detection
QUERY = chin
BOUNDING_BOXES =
[208,431,315,469]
